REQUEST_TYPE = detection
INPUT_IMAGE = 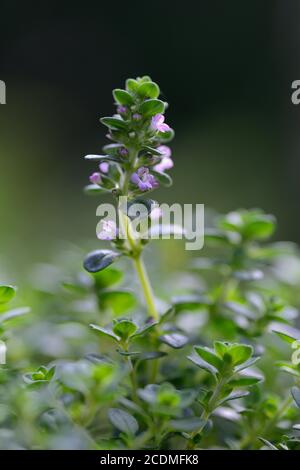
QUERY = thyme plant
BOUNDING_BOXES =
[1,76,300,450]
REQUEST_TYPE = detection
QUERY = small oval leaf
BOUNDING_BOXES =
[108,408,138,435]
[83,250,121,273]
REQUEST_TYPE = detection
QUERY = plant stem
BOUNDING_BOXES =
[127,355,140,404]
[255,394,293,449]
[133,254,159,321]
[186,376,227,449]
[119,147,160,322]
[240,394,294,449]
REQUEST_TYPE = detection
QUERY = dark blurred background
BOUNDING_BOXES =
[1,0,300,273]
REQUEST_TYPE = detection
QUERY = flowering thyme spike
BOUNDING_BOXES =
[84,75,175,321]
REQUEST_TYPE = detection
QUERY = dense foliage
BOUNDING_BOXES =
[1,76,300,450]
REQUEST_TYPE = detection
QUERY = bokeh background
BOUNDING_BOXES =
[1,0,300,277]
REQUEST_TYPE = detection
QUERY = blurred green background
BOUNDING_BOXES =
[0,0,300,277]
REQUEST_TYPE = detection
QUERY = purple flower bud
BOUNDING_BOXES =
[132,113,142,121]
[97,220,118,240]
[89,172,102,184]
[151,114,170,133]
[157,145,172,158]
[119,147,129,157]
[131,167,159,192]
[154,156,174,173]
[99,162,109,173]
[117,105,127,114]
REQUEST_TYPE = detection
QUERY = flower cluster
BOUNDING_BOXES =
[85,76,174,199]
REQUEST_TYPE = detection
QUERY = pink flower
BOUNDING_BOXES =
[99,162,109,173]
[89,172,102,184]
[154,145,173,173]
[131,167,159,191]
[154,157,173,173]
[151,114,170,133]
[97,220,118,240]
[157,145,172,158]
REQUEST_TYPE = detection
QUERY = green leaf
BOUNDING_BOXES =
[275,361,300,377]
[92,268,123,290]
[159,333,188,349]
[233,270,264,281]
[0,306,30,324]
[187,353,218,377]
[108,408,138,435]
[226,344,253,367]
[273,326,300,344]
[126,78,139,93]
[83,250,121,273]
[172,295,211,312]
[113,89,134,106]
[218,390,249,405]
[243,216,276,240]
[159,307,175,324]
[228,376,262,387]
[137,351,167,361]
[214,341,230,358]
[90,324,120,342]
[142,145,164,156]
[84,184,107,195]
[224,301,256,319]
[204,229,232,245]
[169,418,205,432]
[138,75,152,83]
[194,346,223,371]
[99,290,136,316]
[137,81,160,99]
[112,319,137,341]
[137,385,157,405]
[291,387,300,408]
[151,170,173,187]
[103,143,124,156]
[234,356,260,373]
[100,117,128,130]
[157,127,175,143]
[84,154,120,163]
[131,321,158,339]
[45,366,56,381]
[219,211,276,241]
[139,99,165,117]
[0,285,16,304]
[258,437,278,450]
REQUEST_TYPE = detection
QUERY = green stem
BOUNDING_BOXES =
[119,147,160,321]
[133,255,159,321]
[127,356,140,404]
[186,376,227,449]
[240,394,294,449]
